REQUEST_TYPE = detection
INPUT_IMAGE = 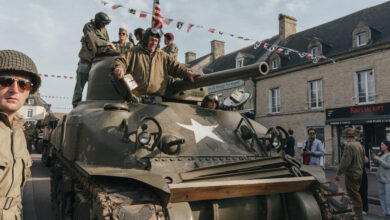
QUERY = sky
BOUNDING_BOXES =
[1,0,389,113]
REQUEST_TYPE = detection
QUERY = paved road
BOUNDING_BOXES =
[21,152,388,220]
[22,153,54,220]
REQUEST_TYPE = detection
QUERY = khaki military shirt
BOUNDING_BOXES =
[112,41,134,55]
[78,19,110,62]
[162,43,178,60]
[0,112,32,219]
[337,140,365,179]
[112,46,191,96]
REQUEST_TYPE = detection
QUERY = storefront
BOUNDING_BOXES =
[326,103,390,169]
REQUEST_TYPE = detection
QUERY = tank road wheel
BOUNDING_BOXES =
[284,192,322,220]
[314,182,355,220]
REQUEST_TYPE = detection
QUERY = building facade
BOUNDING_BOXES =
[18,92,50,123]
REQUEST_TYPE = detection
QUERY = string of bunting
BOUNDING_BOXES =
[38,74,75,80]
[40,95,72,100]
[101,0,335,64]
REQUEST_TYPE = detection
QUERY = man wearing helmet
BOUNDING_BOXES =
[162,32,178,59]
[0,49,41,219]
[72,12,116,108]
[201,94,219,110]
[336,127,365,220]
[112,28,202,97]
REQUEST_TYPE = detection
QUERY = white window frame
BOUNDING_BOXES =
[354,69,375,104]
[357,32,367,47]
[308,80,323,109]
[236,58,244,68]
[311,47,319,57]
[27,109,33,118]
[269,88,280,113]
[271,59,278,70]
[27,98,34,105]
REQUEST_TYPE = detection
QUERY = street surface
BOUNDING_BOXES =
[22,152,387,220]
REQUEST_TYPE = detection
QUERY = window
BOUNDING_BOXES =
[308,80,323,109]
[236,58,244,68]
[269,88,280,113]
[27,109,33,118]
[311,47,319,57]
[357,33,367,47]
[271,59,278,70]
[355,69,375,104]
[27,99,34,105]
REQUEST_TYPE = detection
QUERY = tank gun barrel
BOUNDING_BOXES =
[167,62,269,95]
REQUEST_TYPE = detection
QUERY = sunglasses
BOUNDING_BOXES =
[119,33,127,36]
[0,76,33,91]
[309,132,316,135]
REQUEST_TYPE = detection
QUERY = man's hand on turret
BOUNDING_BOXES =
[188,71,203,82]
[114,66,125,79]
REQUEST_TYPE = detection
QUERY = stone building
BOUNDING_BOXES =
[255,2,390,166]
[186,2,390,166]
[18,92,50,123]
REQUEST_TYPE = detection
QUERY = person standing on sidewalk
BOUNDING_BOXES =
[0,49,41,219]
[372,141,390,217]
[283,129,295,157]
[335,128,365,220]
[301,128,324,166]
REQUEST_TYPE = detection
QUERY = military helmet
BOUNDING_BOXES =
[95,12,111,25]
[342,127,355,138]
[201,94,219,108]
[141,28,163,48]
[0,50,41,93]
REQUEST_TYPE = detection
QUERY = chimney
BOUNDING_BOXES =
[185,51,196,65]
[211,40,225,61]
[279,14,297,40]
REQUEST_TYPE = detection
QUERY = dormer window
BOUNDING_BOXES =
[311,47,319,57]
[236,58,244,68]
[27,98,34,105]
[357,32,367,47]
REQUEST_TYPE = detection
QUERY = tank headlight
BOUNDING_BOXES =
[138,131,151,145]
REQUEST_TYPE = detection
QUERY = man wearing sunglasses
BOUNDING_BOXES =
[301,128,324,166]
[72,12,116,108]
[112,27,202,97]
[113,27,134,57]
[0,49,41,219]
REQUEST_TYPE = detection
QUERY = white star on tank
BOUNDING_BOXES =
[177,119,224,144]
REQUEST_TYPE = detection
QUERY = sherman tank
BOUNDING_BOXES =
[49,56,354,220]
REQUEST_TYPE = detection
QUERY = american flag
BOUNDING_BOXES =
[152,0,163,29]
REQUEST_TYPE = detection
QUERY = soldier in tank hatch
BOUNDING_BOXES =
[72,12,116,108]
[162,32,178,60]
[0,49,41,219]
[112,27,134,57]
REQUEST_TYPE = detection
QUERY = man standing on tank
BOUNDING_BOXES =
[162,33,178,60]
[335,128,365,220]
[113,27,133,57]
[112,28,202,97]
[72,12,116,108]
[0,49,41,219]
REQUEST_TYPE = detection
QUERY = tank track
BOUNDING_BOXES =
[314,181,355,220]
[50,149,166,220]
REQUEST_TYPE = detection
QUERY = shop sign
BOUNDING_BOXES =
[326,103,390,124]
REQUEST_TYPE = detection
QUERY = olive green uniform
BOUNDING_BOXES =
[337,140,365,220]
[23,126,35,154]
[72,19,110,106]
[162,43,178,60]
[0,112,32,219]
[112,41,134,55]
[112,46,192,97]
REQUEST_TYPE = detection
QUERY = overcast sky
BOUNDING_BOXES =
[1,0,388,113]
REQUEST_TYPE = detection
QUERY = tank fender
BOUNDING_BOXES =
[299,165,326,183]
[75,162,170,193]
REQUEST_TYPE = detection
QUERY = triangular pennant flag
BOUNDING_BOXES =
[218,31,224,35]
[128,9,136,14]
[140,11,148,18]
[176,21,184,30]
[101,0,109,5]
[112,4,122,10]
[208,28,216,33]
[187,24,194,32]
[163,18,173,25]
[244,38,250,41]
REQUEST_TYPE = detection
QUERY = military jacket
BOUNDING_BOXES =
[162,43,178,60]
[112,46,191,96]
[0,112,32,218]
[337,140,365,179]
[78,19,110,62]
[112,41,134,55]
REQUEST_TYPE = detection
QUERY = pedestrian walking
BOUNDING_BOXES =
[283,129,295,157]
[301,128,324,166]
[372,141,390,217]
[335,128,365,220]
